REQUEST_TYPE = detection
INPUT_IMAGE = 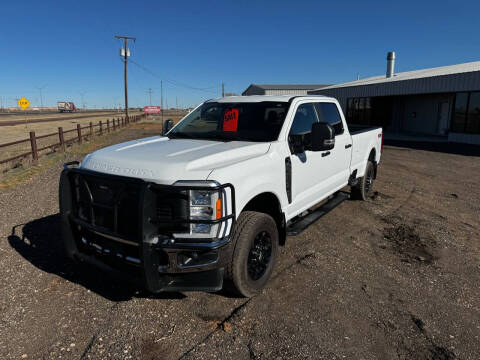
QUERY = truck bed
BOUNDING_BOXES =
[348,124,382,135]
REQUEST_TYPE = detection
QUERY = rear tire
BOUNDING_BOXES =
[225,211,279,297]
[351,160,375,201]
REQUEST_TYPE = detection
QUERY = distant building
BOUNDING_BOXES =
[242,84,331,96]
[309,53,480,145]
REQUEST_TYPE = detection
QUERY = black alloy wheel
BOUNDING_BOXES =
[225,211,279,297]
[247,231,272,281]
[365,164,375,195]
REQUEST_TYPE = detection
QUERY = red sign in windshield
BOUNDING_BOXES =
[223,108,238,132]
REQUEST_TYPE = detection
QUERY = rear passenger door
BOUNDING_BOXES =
[314,102,351,190]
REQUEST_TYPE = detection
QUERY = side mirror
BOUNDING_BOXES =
[310,122,335,151]
[162,119,174,135]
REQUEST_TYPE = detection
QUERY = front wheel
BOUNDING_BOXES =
[226,211,279,297]
[351,160,375,200]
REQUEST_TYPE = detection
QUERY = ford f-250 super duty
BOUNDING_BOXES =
[60,95,382,297]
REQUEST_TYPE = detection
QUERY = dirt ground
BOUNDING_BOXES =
[0,125,479,360]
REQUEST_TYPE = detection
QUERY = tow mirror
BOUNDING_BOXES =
[162,119,174,135]
[310,122,335,151]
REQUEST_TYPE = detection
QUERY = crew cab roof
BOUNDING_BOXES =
[206,95,334,103]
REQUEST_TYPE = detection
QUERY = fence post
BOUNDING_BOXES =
[99,121,103,135]
[107,119,110,133]
[58,127,65,152]
[89,122,93,137]
[77,124,82,143]
[113,118,116,130]
[29,131,38,164]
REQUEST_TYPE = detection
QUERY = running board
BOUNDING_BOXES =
[286,192,349,236]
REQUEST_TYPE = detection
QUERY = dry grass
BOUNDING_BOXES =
[0,114,186,189]
[0,111,142,144]
[0,126,132,189]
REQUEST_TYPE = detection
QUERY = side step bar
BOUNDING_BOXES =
[286,192,349,236]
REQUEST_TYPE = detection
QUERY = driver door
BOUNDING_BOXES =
[287,102,326,216]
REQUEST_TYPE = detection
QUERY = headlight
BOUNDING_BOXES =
[173,181,224,239]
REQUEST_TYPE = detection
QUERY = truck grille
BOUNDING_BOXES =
[151,186,189,234]
[70,172,142,242]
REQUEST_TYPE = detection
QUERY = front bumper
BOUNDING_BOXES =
[59,162,235,293]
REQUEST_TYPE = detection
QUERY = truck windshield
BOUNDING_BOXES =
[168,101,290,142]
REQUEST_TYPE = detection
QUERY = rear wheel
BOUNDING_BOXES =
[226,211,278,297]
[351,160,375,200]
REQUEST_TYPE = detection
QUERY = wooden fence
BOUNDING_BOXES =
[0,114,145,166]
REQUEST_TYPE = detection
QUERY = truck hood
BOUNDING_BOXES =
[80,136,270,184]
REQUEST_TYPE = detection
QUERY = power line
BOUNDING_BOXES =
[128,59,218,94]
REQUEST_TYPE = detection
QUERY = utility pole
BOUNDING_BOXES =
[114,35,136,119]
[160,80,164,122]
[222,82,225,97]
[35,85,46,109]
[147,88,153,105]
[79,91,86,110]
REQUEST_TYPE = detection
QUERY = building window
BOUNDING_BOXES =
[346,97,373,125]
[451,92,480,134]
[452,93,469,133]
[466,92,480,134]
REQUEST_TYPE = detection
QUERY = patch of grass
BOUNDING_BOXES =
[0,152,67,189]
[0,127,132,189]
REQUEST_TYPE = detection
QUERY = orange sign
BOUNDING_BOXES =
[223,108,238,132]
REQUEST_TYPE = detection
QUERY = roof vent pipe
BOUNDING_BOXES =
[386,51,395,78]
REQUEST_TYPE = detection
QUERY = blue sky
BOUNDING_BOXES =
[1,0,479,109]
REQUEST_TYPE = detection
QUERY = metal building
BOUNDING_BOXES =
[309,54,480,145]
[242,84,330,96]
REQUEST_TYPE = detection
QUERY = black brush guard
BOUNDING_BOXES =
[59,161,236,293]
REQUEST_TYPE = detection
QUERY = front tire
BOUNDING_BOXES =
[351,160,375,200]
[226,211,279,297]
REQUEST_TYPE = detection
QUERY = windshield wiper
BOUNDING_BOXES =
[169,132,235,142]
[167,132,197,139]
[202,133,236,142]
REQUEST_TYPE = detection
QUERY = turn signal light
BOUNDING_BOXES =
[216,198,222,219]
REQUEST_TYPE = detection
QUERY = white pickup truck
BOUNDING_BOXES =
[60,95,382,297]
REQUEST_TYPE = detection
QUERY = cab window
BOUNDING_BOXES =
[289,103,318,135]
[315,102,344,135]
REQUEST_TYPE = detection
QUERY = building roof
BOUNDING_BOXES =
[207,95,331,103]
[249,84,331,90]
[313,61,480,91]
[242,84,331,95]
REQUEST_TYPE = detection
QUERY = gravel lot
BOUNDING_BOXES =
[1,125,479,359]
